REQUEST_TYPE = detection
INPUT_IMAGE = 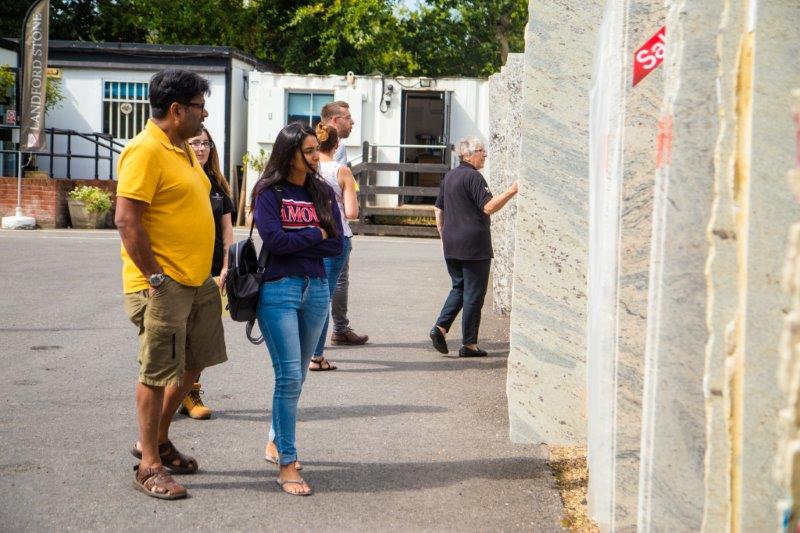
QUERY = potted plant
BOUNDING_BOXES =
[0,65,14,106]
[67,185,112,229]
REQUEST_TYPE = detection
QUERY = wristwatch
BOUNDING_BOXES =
[148,272,166,288]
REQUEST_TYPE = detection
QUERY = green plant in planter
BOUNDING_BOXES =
[0,65,13,104]
[45,77,65,113]
[68,185,112,213]
[242,148,268,174]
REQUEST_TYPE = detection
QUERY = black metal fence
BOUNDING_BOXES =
[0,124,124,180]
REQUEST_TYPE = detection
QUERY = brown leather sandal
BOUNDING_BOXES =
[309,357,337,371]
[276,478,313,496]
[130,440,198,474]
[133,465,187,500]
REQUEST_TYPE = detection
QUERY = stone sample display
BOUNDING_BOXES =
[506,0,603,445]
[779,92,800,529]
[501,0,800,528]
[739,4,800,529]
[585,1,664,530]
[635,2,724,529]
[487,53,523,316]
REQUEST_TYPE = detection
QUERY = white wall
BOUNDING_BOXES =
[228,61,250,205]
[246,72,488,207]
[0,49,17,67]
[40,68,227,180]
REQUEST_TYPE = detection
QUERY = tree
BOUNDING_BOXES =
[0,1,32,40]
[0,0,528,78]
[253,0,416,75]
[400,0,527,77]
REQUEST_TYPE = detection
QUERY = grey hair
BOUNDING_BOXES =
[456,136,484,161]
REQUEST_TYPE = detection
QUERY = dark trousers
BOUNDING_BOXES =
[435,258,491,345]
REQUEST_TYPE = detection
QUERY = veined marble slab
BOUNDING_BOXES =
[636,1,721,529]
[586,1,664,531]
[738,3,800,529]
[507,0,603,445]
[487,54,523,316]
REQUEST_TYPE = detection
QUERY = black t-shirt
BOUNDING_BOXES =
[434,162,493,260]
[207,170,234,276]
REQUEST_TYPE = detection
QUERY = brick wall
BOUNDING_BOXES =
[0,177,117,228]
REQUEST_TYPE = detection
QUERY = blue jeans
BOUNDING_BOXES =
[435,258,491,345]
[314,236,352,357]
[257,276,330,465]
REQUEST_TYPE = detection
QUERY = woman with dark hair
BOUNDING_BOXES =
[180,127,234,419]
[253,122,343,496]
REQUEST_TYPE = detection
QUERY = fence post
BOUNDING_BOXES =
[66,131,72,179]
[94,134,100,179]
[49,129,54,177]
[368,143,379,207]
[109,135,114,180]
[357,141,368,231]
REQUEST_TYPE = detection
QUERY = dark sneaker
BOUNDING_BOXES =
[331,329,369,345]
[430,326,448,354]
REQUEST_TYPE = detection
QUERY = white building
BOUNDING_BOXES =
[0,39,265,202]
[246,71,489,207]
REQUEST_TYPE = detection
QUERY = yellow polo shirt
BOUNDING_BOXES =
[117,120,214,293]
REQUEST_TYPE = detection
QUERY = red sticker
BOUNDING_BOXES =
[656,115,673,169]
[633,26,666,87]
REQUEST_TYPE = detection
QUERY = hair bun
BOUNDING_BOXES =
[315,123,329,142]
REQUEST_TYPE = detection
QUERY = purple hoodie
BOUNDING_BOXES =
[253,180,344,280]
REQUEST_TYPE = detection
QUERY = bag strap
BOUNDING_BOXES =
[256,185,284,274]
[246,319,264,345]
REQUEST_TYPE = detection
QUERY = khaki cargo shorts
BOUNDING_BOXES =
[123,276,228,387]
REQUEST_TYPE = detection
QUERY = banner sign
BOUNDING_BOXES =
[20,0,50,151]
[633,26,665,87]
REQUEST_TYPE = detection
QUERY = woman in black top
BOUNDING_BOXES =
[182,126,234,419]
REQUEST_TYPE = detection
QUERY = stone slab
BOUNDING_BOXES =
[487,54,523,316]
[507,0,603,445]
[738,3,800,529]
[586,1,665,530]
[636,2,723,529]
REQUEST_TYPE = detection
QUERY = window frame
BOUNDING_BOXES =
[285,90,334,128]
[102,80,151,140]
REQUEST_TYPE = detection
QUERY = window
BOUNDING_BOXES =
[103,81,150,140]
[287,92,334,127]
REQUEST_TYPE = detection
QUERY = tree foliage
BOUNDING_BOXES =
[2,0,528,78]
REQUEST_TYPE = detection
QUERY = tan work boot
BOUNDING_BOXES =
[179,383,211,420]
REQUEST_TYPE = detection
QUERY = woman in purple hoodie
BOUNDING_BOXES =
[252,122,343,496]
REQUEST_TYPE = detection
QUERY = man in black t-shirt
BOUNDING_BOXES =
[429,136,518,357]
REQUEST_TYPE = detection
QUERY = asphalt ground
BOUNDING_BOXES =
[0,229,563,532]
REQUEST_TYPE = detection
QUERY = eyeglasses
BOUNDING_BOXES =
[189,140,213,149]
[183,102,206,112]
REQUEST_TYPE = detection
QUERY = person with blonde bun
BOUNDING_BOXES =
[308,122,359,371]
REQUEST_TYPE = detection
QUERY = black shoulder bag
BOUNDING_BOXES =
[225,186,283,344]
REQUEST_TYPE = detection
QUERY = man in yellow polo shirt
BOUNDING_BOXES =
[115,70,227,500]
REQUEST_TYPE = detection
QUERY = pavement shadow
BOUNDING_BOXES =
[190,456,548,494]
[327,341,510,352]
[214,403,448,423]
[328,357,508,373]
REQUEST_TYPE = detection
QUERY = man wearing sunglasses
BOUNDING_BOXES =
[115,69,228,500]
